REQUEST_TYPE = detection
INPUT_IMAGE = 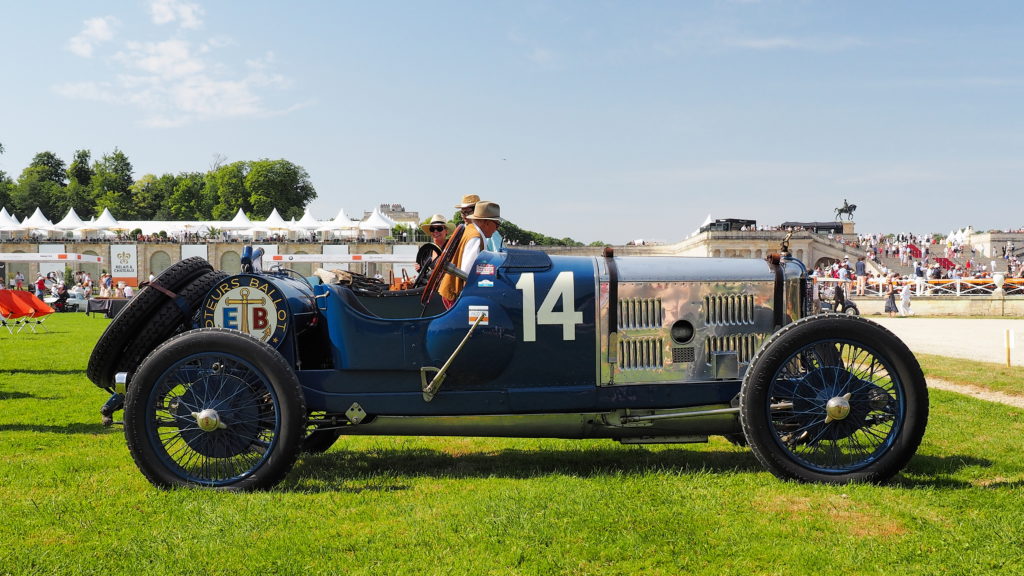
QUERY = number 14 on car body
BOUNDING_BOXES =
[515,271,584,342]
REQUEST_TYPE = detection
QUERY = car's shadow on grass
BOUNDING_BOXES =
[895,453,1024,489]
[286,445,765,492]
[0,422,114,435]
[0,390,36,400]
[284,447,1013,493]
[1,368,87,376]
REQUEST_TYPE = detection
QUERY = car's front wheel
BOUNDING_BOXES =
[124,329,306,490]
[740,315,927,484]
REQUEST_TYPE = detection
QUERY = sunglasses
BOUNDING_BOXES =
[429,226,446,232]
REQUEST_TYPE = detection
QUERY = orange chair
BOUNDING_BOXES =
[9,291,54,333]
[0,290,28,335]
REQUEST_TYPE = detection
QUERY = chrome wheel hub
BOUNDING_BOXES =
[193,408,227,432]
[824,393,852,423]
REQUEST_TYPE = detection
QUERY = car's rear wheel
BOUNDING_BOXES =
[301,412,345,454]
[740,315,927,484]
[124,329,306,490]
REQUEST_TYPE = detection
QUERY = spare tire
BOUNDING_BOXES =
[116,270,229,379]
[87,257,213,390]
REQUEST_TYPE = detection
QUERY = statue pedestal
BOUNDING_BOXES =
[842,221,856,235]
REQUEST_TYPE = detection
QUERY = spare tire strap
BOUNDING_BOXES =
[141,280,190,320]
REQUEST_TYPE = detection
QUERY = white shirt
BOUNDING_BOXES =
[459,223,486,276]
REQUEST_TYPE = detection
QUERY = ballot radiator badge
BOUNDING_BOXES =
[202,276,289,347]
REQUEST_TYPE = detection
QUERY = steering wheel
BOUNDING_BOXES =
[421,224,465,306]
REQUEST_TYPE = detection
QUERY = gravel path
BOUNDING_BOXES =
[926,377,1024,409]
[872,317,1024,366]
[870,318,1024,408]
[856,315,1024,405]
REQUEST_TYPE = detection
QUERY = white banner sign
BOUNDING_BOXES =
[38,245,66,279]
[322,244,350,271]
[181,244,208,262]
[265,253,415,263]
[110,244,139,286]
[0,252,104,263]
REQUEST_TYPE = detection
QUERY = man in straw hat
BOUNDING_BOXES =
[455,194,503,252]
[439,201,503,308]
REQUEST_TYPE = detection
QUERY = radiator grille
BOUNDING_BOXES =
[672,346,695,363]
[618,337,664,370]
[705,334,764,364]
[704,294,756,325]
[618,298,662,330]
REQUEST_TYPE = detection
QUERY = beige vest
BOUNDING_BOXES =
[439,224,483,301]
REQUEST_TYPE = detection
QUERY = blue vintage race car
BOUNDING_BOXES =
[88,231,928,490]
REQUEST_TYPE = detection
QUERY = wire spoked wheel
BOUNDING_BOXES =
[124,329,305,490]
[740,315,928,484]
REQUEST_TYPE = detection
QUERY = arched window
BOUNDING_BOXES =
[220,251,241,273]
[149,250,172,278]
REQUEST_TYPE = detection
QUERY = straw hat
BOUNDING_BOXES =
[466,201,503,223]
[455,194,480,209]
[420,214,455,234]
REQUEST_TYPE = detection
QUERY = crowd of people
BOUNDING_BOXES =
[1,268,133,311]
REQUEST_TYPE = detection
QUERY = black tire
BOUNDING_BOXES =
[723,433,748,447]
[739,314,928,484]
[301,415,345,454]
[843,303,860,315]
[123,329,306,490]
[87,257,212,390]
[116,270,229,378]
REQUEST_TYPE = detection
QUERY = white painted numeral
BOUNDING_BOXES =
[516,272,584,342]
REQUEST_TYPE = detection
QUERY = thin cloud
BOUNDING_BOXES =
[508,31,561,69]
[725,35,869,52]
[58,3,297,127]
[67,16,119,58]
[837,167,947,186]
[150,0,204,29]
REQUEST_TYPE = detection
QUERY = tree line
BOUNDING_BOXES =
[0,144,316,222]
[0,142,600,245]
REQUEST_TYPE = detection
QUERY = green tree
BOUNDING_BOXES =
[208,161,250,220]
[67,149,93,187]
[0,174,14,213]
[28,151,67,187]
[131,173,178,220]
[54,149,96,218]
[11,152,68,219]
[453,211,583,247]
[167,172,210,220]
[51,180,94,219]
[0,142,10,210]
[92,149,135,218]
[244,159,316,219]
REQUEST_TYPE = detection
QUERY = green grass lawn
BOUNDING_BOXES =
[2,314,1024,575]
[918,353,1024,396]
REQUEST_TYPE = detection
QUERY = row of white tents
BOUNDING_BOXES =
[0,206,402,240]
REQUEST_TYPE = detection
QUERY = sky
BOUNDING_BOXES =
[1,0,1023,245]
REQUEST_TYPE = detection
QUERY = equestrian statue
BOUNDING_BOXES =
[835,199,857,221]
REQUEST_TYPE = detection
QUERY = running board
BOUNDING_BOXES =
[619,436,708,445]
